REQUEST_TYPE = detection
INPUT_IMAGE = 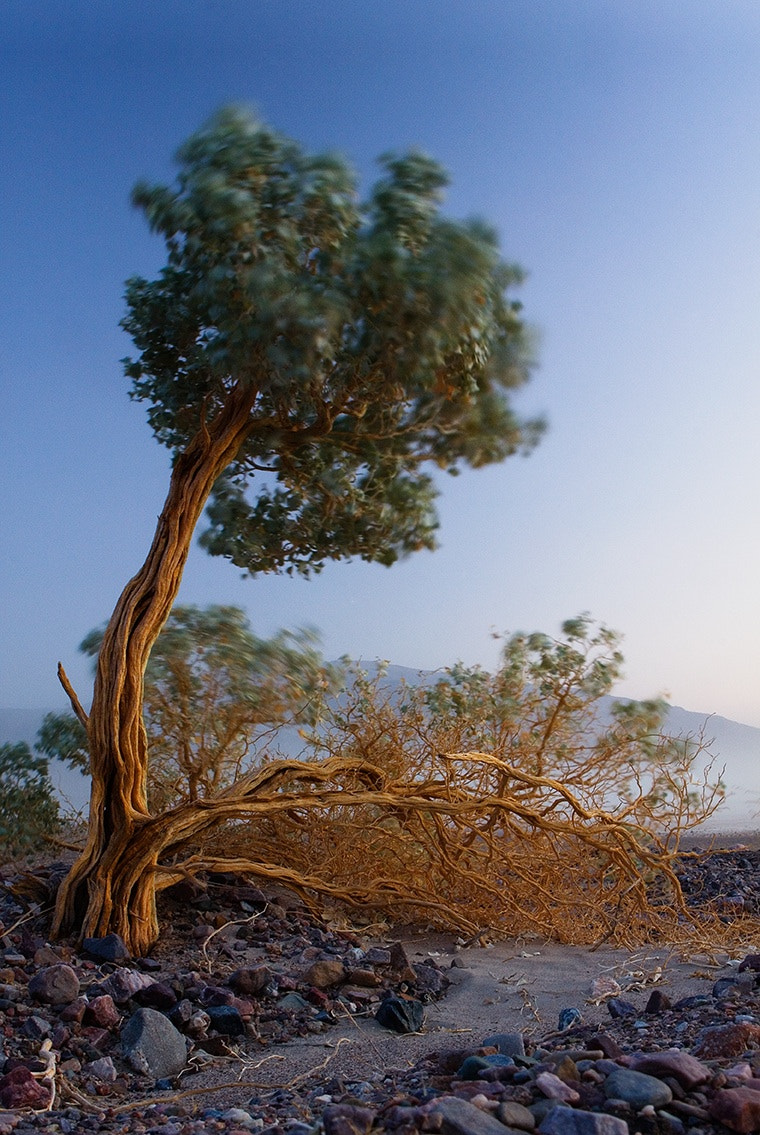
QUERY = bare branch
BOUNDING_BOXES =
[56,663,89,728]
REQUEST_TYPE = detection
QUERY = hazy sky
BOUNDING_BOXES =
[3,0,760,725]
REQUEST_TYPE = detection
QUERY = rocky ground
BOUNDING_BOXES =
[1,847,760,1133]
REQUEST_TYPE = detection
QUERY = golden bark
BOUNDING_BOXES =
[52,386,257,955]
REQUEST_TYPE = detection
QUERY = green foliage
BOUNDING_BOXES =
[0,743,59,860]
[49,605,341,809]
[122,107,542,577]
[36,712,89,773]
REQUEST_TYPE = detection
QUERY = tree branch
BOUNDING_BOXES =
[57,663,89,729]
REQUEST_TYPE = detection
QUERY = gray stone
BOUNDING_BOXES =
[120,1006,187,1079]
[432,1094,524,1135]
[28,963,80,1005]
[603,1067,672,1108]
[538,1107,629,1135]
[84,1056,117,1083]
[483,1031,525,1058]
[375,996,424,1033]
[82,933,130,963]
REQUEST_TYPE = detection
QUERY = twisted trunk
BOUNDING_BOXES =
[52,387,256,956]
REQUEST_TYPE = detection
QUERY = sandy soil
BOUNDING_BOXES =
[173,932,740,1109]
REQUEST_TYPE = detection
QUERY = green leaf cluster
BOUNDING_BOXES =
[122,107,543,576]
[0,742,59,860]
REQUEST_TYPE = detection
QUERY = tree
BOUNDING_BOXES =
[52,107,542,954]
[0,743,59,861]
[42,606,340,810]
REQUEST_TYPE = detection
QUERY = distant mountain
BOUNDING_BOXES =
[2,677,758,831]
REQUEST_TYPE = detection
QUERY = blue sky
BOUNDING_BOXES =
[3,0,760,725]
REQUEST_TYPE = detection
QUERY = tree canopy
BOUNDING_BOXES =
[123,107,543,576]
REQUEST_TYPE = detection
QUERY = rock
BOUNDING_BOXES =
[20,1014,52,1039]
[83,993,120,1029]
[738,954,760,973]
[432,1094,524,1135]
[538,1107,629,1135]
[603,1067,672,1108]
[413,961,450,997]
[375,995,424,1033]
[692,1021,760,1059]
[483,1032,525,1058]
[28,963,80,1005]
[709,1086,760,1133]
[33,945,63,967]
[228,965,272,995]
[558,1007,582,1030]
[120,1006,187,1079]
[606,997,636,1019]
[131,980,178,1010]
[587,1033,625,1060]
[714,977,741,998]
[628,1050,711,1089]
[302,959,345,988]
[388,941,418,983]
[279,992,311,1011]
[84,1055,117,1082]
[458,1054,513,1079]
[60,995,87,1023]
[98,968,157,1003]
[0,1065,51,1109]
[644,989,671,1014]
[364,947,392,965]
[322,1103,376,1135]
[82,933,130,962]
[345,967,383,987]
[220,1107,261,1129]
[496,1100,536,1129]
[535,1071,580,1103]
[206,1003,245,1036]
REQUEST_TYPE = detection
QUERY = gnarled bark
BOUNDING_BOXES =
[52,386,256,956]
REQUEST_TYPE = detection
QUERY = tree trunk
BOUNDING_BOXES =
[52,387,256,956]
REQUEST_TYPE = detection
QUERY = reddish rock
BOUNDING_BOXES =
[83,993,121,1029]
[0,1065,51,1109]
[629,1049,711,1088]
[60,996,87,1023]
[693,1022,760,1060]
[709,1086,760,1133]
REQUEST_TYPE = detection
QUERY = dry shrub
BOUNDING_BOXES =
[195,617,732,946]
